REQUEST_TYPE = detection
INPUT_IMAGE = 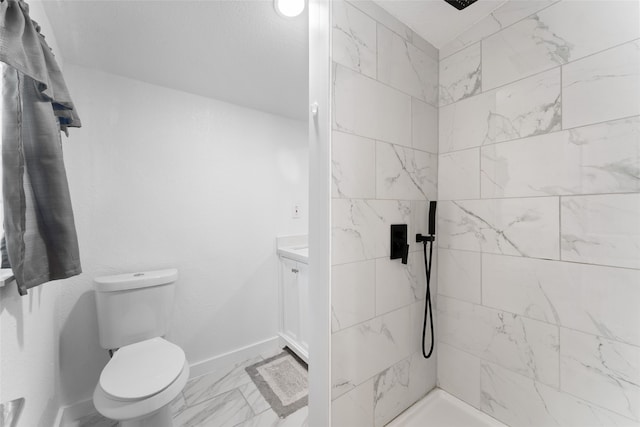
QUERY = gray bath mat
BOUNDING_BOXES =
[245,349,308,418]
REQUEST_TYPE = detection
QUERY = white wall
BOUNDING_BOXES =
[0,2,66,426]
[436,1,640,426]
[53,63,308,407]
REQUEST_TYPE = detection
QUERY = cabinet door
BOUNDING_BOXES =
[297,262,309,352]
[281,257,300,341]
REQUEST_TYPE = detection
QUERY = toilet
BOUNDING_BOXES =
[92,269,189,427]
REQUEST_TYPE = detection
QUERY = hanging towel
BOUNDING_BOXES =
[0,0,81,295]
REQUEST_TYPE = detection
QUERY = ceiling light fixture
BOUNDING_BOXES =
[274,0,305,18]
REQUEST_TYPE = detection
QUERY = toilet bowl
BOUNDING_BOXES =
[94,337,189,427]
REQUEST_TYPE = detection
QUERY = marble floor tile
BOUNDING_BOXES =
[174,389,254,427]
[183,357,260,406]
[239,380,272,415]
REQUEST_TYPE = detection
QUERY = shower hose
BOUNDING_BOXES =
[420,235,435,359]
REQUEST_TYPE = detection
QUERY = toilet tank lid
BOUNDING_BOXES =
[94,269,178,292]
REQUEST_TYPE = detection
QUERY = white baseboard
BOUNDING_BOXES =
[55,336,282,426]
[189,335,281,379]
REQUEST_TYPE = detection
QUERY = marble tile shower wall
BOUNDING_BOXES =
[436,1,640,426]
[330,1,438,426]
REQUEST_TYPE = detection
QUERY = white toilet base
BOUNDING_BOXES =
[120,406,173,427]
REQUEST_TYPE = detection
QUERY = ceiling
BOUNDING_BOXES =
[41,1,309,121]
[374,0,507,48]
[41,0,505,121]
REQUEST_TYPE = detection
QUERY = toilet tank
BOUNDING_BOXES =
[94,269,178,350]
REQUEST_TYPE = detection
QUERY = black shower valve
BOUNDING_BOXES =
[390,224,409,265]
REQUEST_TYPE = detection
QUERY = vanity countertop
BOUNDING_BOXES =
[277,246,308,264]
[276,234,309,264]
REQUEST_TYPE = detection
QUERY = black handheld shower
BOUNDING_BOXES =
[416,201,436,359]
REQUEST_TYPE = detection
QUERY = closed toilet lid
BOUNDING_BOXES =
[100,337,185,401]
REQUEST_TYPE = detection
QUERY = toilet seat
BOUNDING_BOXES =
[100,337,185,401]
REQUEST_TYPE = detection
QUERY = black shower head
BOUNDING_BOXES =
[444,0,479,10]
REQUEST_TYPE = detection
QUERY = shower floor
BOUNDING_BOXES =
[386,388,507,427]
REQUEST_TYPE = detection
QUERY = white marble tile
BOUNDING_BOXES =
[333,63,411,146]
[332,304,414,398]
[438,198,560,260]
[332,0,377,79]
[332,199,412,265]
[561,193,640,269]
[331,260,375,332]
[373,352,435,427]
[376,141,437,201]
[375,251,426,316]
[560,328,640,421]
[482,254,640,347]
[481,117,640,198]
[440,0,559,59]
[563,40,640,129]
[437,248,481,304]
[331,379,374,427]
[482,1,640,90]
[438,296,559,386]
[346,0,413,45]
[332,131,376,199]
[174,389,253,427]
[183,357,257,406]
[377,25,438,105]
[238,380,271,415]
[73,413,118,427]
[411,98,438,154]
[438,148,480,200]
[439,42,481,106]
[236,407,309,427]
[437,342,481,409]
[480,361,639,427]
[439,68,561,153]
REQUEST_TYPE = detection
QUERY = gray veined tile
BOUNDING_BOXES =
[331,304,415,399]
[239,380,271,415]
[482,254,640,347]
[439,68,561,153]
[375,251,426,316]
[377,25,438,105]
[439,0,559,59]
[331,260,375,332]
[331,199,412,265]
[375,142,437,201]
[480,361,639,427]
[481,116,640,198]
[437,343,481,409]
[411,98,438,154]
[560,328,640,421]
[438,148,480,201]
[331,131,376,199]
[332,0,377,79]
[174,389,253,427]
[482,0,640,90]
[438,198,559,260]
[437,248,481,304]
[72,413,118,427]
[183,357,258,406]
[561,193,640,269]
[331,380,374,427]
[439,42,481,106]
[333,64,411,147]
[438,296,560,387]
[563,39,640,129]
[373,352,434,427]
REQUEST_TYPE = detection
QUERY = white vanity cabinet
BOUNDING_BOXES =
[277,241,309,363]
